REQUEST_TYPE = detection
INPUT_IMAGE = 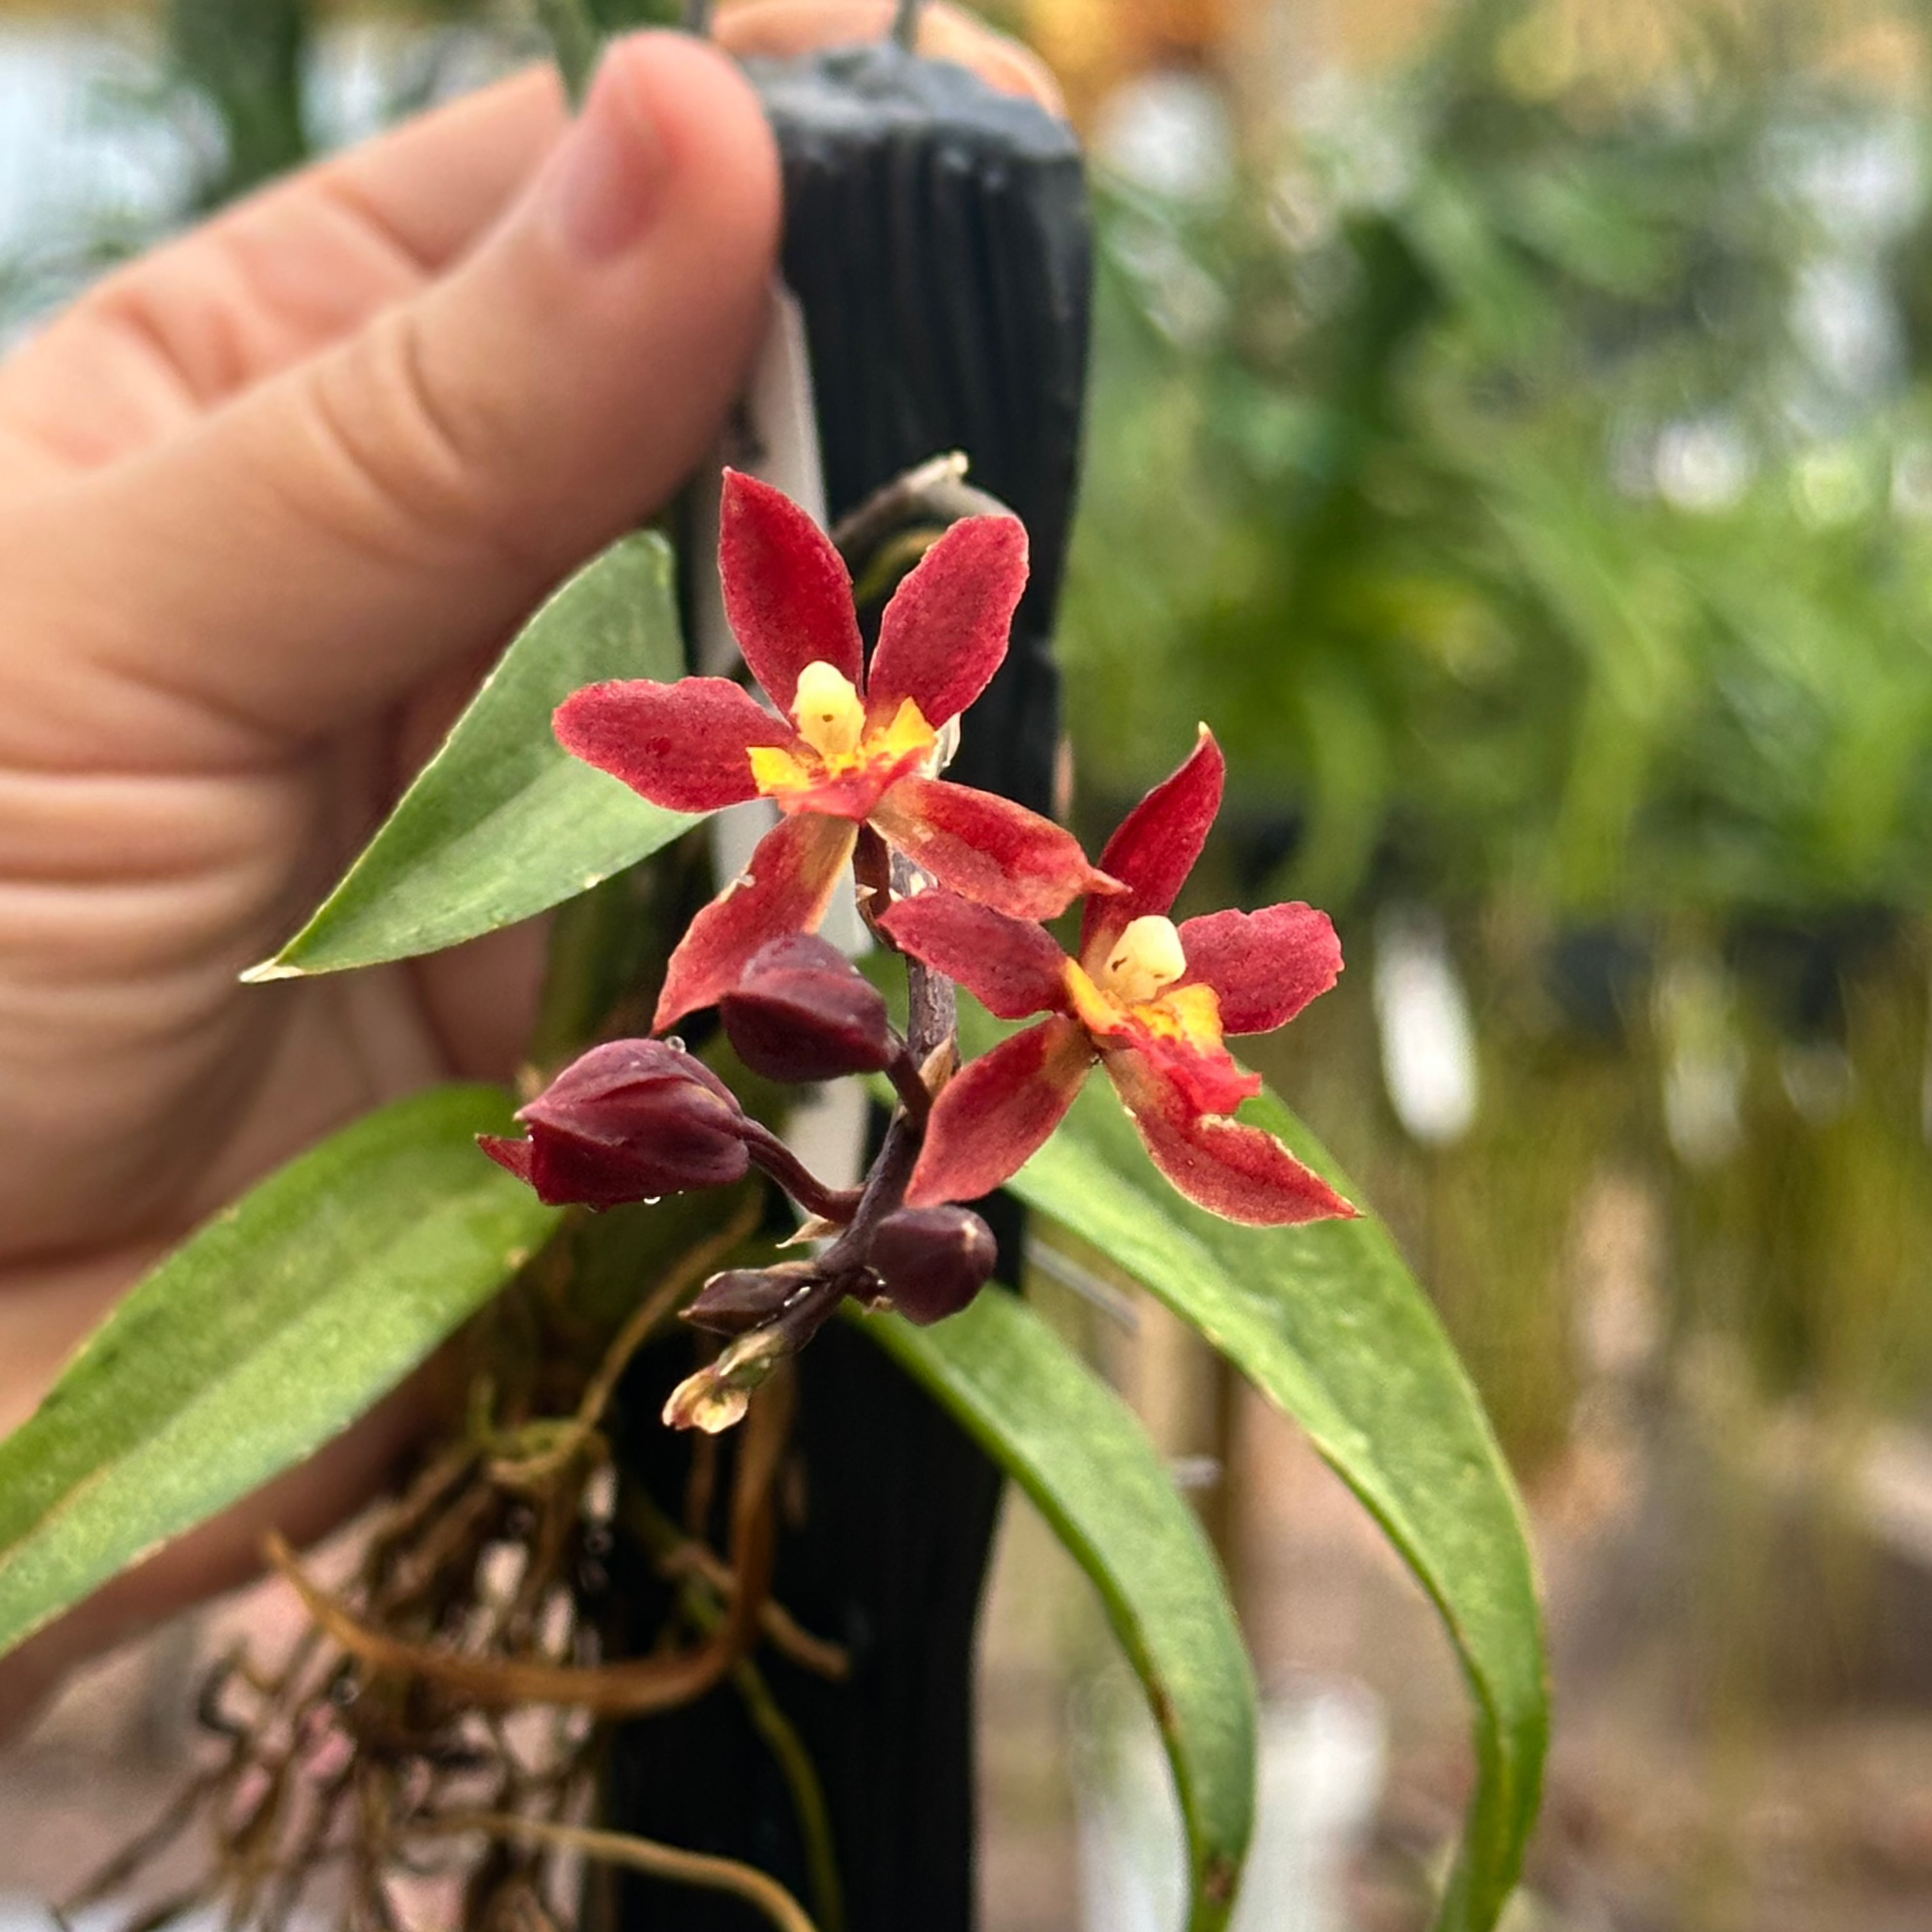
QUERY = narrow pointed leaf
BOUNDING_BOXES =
[1006,1062,1549,1932]
[535,0,600,100]
[0,1086,560,1662]
[860,1289,1256,1932]
[254,533,702,978]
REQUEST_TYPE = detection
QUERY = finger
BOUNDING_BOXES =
[0,1,1061,475]
[715,0,1068,114]
[30,33,781,756]
[0,66,571,468]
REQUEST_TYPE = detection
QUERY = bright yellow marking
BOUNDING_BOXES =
[1135,981,1227,1054]
[1069,947,1229,1057]
[749,744,815,795]
[749,684,940,806]
[872,696,939,763]
[792,661,866,758]
[1097,915,1187,1007]
[1064,960,1121,1037]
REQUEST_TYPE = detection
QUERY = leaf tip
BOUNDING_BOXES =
[239,956,304,985]
[1203,1853,1241,1908]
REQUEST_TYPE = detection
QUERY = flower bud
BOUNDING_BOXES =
[684,1261,822,1336]
[868,1205,999,1326]
[663,1326,791,1434]
[720,934,894,1084]
[480,1039,750,1209]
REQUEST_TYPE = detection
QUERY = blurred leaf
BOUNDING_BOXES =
[862,1291,1257,1932]
[255,533,700,978]
[1495,162,1676,300]
[0,1086,558,1662]
[1005,1052,1548,1932]
[535,0,600,99]
[167,0,310,203]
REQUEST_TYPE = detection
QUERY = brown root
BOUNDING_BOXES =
[77,1206,841,1932]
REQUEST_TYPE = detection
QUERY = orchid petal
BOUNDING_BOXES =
[1127,997,1263,1116]
[719,470,864,713]
[654,811,858,1031]
[865,514,1029,730]
[1105,1046,1354,1227]
[907,1016,1093,1208]
[478,1135,535,1186]
[878,889,1073,1020]
[1081,725,1225,963]
[871,776,1119,921]
[555,677,792,812]
[1177,903,1344,1037]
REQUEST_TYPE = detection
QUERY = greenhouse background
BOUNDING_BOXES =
[3,1,1931,1928]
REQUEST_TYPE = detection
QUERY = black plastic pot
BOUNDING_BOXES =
[604,43,1090,1931]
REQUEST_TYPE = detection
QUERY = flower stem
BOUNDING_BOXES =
[739,1124,865,1225]
[808,856,960,1279]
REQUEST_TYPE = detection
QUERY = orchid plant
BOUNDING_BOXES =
[480,474,1359,1434]
[0,466,1547,1932]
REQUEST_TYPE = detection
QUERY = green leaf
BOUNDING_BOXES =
[251,532,700,979]
[535,0,601,100]
[0,1086,558,1662]
[861,1291,1256,1931]
[1008,1071,1549,1932]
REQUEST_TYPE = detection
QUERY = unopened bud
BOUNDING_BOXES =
[480,1039,749,1209]
[721,935,894,1084]
[685,1261,821,1336]
[868,1205,999,1326]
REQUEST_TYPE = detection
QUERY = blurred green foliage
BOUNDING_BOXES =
[165,0,309,201]
[1068,0,1932,925]
[1063,0,1932,1442]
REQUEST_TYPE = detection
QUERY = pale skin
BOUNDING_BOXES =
[0,3,1059,1735]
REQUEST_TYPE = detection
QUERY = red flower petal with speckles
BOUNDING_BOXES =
[555,677,793,812]
[1117,1027,1261,1117]
[878,890,1071,1020]
[1177,903,1344,1036]
[719,470,864,713]
[1105,1046,1354,1226]
[865,515,1029,732]
[907,1016,1094,1208]
[654,811,858,1031]
[1080,725,1225,963]
[871,776,1120,923]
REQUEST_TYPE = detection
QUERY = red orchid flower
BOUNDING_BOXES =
[878,727,1356,1227]
[555,471,1116,1031]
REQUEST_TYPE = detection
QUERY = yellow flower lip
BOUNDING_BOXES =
[1096,914,1188,1007]
[747,671,940,813]
[793,660,867,758]
[1069,921,1230,1066]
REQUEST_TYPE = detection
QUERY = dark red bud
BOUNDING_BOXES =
[480,1039,749,1209]
[684,1261,822,1336]
[868,1206,999,1326]
[720,933,895,1084]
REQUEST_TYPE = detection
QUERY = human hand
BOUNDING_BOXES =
[0,3,1056,1731]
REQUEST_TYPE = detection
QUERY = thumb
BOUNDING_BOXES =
[57,33,781,747]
